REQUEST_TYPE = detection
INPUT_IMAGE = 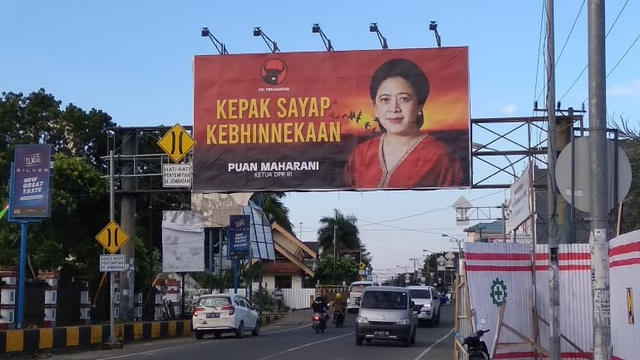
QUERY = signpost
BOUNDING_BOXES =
[162,164,192,188]
[8,145,52,329]
[157,124,196,164]
[96,221,130,254]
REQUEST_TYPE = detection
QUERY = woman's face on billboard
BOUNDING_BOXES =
[373,76,421,136]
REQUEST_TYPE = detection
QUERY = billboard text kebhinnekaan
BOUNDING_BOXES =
[193,48,470,192]
[10,145,52,218]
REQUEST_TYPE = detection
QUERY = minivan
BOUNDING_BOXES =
[355,286,417,347]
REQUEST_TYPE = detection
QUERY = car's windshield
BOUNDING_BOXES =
[361,291,408,309]
[349,283,371,293]
[409,289,431,299]
[197,296,231,308]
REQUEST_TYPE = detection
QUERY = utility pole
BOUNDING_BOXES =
[546,1,561,359]
[588,0,611,358]
[409,258,420,284]
[333,225,337,278]
[299,221,303,241]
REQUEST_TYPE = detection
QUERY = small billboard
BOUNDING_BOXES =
[10,145,52,219]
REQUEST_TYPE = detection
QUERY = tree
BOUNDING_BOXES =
[251,192,293,233]
[313,255,358,285]
[317,209,362,256]
[0,89,116,283]
[613,118,640,233]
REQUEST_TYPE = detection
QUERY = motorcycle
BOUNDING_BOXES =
[332,308,345,328]
[312,312,328,333]
[455,329,490,360]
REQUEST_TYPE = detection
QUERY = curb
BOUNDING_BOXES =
[0,320,191,356]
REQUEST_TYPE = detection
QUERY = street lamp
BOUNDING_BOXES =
[441,234,464,258]
[311,23,334,51]
[201,27,229,55]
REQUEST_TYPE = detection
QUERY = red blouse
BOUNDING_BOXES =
[344,133,464,189]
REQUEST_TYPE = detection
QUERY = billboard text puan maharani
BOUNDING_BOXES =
[193,47,470,192]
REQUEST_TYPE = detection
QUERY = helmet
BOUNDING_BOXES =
[316,292,322,298]
[335,293,342,300]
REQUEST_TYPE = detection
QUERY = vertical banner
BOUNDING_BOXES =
[10,145,52,219]
[229,215,250,258]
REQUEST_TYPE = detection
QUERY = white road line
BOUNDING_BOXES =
[262,323,310,334]
[413,328,455,360]
[255,332,354,360]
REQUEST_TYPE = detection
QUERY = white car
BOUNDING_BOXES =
[192,294,260,339]
[347,280,379,313]
[406,285,441,326]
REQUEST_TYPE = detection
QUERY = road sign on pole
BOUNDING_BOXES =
[96,221,130,254]
[100,254,127,272]
[157,124,196,163]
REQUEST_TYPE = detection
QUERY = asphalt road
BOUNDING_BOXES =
[50,305,457,360]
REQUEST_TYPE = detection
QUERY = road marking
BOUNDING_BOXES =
[256,332,353,360]
[263,323,310,334]
[92,342,210,359]
[413,328,454,360]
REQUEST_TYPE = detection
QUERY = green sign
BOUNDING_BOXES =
[490,278,507,307]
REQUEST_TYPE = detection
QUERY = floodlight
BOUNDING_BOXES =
[311,23,334,51]
[201,26,229,55]
[369,23,388,49]
[253,27,280,53]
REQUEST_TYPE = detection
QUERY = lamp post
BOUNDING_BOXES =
[422,249,436,285]
[369,23,388,49]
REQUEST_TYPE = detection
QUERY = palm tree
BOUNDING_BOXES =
[317,209,361,256]
[250,192,294,233]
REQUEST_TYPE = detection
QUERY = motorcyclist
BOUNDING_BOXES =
[333,293,345,317]
[312,293,329,321]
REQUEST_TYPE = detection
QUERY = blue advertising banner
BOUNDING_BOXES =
[10,145,52,219]
[229,215,250,258]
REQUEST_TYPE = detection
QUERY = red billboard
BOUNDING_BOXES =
[193,47,470,192]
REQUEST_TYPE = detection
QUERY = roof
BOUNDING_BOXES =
[266,222,317,277]
[463,220,504,234]
[303,241,319,255]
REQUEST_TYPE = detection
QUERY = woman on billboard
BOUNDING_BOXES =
[344,58,463,189]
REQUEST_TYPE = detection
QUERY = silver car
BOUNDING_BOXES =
[355,286,417,347]
[192,294,260,339]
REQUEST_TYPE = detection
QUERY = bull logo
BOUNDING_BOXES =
[260,59,287,85]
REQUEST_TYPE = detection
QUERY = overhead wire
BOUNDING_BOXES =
[559,0,631,102]
[358,189,504,228]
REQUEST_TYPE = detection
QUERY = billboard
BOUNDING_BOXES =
[193,48,470,191]
[228,214,250,258]
[10,145,52,218]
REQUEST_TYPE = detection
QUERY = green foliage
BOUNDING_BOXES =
[317,209,361,255]
[612,118,640,233]
[251,192,294,233]
[0,90,114,282]
[313,255,358,285]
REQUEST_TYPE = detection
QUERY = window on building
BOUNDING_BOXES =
[274,276,292,289]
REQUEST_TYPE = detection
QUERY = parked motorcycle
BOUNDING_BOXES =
[332,308,345,328]
[312,312,328,333]
[455,329,490,360]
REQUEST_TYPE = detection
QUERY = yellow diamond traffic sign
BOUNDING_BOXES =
[158,123,196,163]
[96,221,130,254]
[359,262,366,270]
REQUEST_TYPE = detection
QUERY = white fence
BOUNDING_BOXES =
[209,287,315,311]
[464,233,640,360]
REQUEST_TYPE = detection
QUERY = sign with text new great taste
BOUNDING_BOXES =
[10,145,52,219]
[193,48,471,192]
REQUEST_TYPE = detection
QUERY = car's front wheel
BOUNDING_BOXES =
[410,327,416,345]
[355,337,363,346]
[252,320,260,336]
[195,331,204,340]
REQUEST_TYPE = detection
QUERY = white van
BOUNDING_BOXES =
[346,280,378,313]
